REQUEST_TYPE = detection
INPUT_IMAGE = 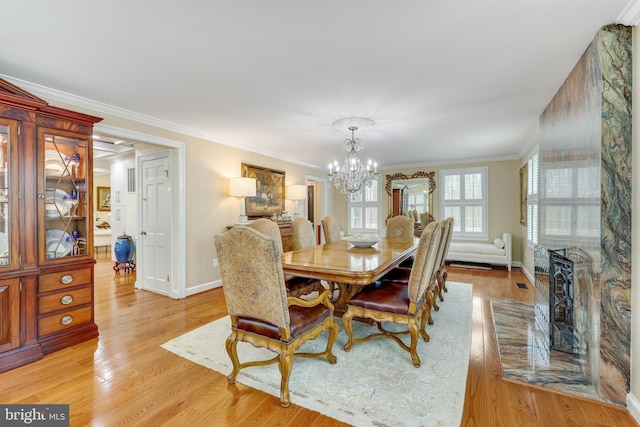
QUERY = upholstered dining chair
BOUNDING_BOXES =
[321,215,342,243]
[435,217,454,301]
[386,215,415,239]
[247,219,325,298]
[342,221,443,367]
[214,227,339,407]
[379,218,450,325]
[292,217,316,250]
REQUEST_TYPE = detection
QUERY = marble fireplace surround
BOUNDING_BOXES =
[534,24,632,405]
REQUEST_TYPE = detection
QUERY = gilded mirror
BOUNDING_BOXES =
[385,171,436,218]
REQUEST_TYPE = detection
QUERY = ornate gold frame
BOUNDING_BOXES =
[385,171,436,218]
[519,164,527,226]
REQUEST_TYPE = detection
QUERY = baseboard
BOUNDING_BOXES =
[185,279,222,297]
[627,392,640,423]
[450,261,493,270]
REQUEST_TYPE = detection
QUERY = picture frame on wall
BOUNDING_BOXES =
[97,186,111,212]
[241,163,285,218]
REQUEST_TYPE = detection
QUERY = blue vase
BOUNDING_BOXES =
[114,233,135,263]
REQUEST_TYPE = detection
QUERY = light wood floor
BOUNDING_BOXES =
[1,254,637,426]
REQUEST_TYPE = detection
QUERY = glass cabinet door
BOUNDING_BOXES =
[0,119,17,270]
[41,129,90,262]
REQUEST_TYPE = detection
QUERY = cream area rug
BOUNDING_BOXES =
[161,282,473,427]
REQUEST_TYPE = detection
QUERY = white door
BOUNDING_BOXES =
[139,153,172,296]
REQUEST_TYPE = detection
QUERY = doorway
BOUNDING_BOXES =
[305,175,328,243]
[94,123,186,298]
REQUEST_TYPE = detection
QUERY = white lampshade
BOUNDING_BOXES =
[229,177,256,224]
[229,177,256,197]
[286,184,307,200]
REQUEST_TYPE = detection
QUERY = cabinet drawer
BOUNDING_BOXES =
[38,287,92,315]
[39,268,92,293]
[38,306,92,337]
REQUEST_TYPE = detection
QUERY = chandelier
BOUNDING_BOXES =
[328,124,378,196]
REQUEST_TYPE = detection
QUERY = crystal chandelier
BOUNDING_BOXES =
[328,125,378,196]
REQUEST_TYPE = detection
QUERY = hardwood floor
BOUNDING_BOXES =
[1,254,637,426]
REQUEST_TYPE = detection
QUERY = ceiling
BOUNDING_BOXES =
[0,1,637,171]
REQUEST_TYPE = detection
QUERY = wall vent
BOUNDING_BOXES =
[127,168,136,192]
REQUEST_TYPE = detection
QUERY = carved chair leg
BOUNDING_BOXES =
[225,332,240,383]
[408,320,421,368]
[325,319,339,364]
[426,296,435,325]
[419,303,430,342]
[437,272,445,302]
[278,349,294,407]
[442,270,449,293]
[342,310,355,352]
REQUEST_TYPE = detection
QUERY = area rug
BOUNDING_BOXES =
[161,281,473,427]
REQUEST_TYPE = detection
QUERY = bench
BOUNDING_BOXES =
[445,232,512,271]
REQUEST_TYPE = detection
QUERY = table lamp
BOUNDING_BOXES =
[229,177,256,224]
[287,184,307,218]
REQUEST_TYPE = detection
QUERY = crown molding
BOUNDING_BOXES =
[617,0,640,26]
[0,74,320,170]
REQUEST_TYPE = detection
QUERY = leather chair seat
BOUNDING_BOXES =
[347,282,409,314]
[378,267,411,285]
[236,303,331,342]
[285,276,321,294]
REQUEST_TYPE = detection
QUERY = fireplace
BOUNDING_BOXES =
[548,249,576,354]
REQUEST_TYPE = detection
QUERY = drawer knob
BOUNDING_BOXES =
[61,274,73,285]
[60,295,73,305]
[60,315,73,326]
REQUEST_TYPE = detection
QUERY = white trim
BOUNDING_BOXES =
[94,123,188,299]
[385,153,521,170]
[185,280,222,297]
[627,392,640,424]
[617,0,640,26]
[0,73,320,170]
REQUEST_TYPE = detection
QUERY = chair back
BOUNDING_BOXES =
[420,212,436,228]
[386,215,414,238]
[214,227,290,329]
[322,216,342,243]
[247,218,284,255]
[433,218,451,268]
[407,221,443,305]
[292,217,316,250]
[440,217,454,267]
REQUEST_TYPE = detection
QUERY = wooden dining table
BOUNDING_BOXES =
[281,237,418,314]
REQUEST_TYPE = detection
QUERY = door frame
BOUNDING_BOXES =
[94,123,187,298]
[305,175,328,242]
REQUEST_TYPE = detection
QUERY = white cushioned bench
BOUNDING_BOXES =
[445,232,512,271]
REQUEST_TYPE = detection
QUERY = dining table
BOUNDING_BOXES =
[281,237,418,315]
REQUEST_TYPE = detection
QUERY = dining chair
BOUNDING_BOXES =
[247,219,325,298]
[435,217,454,302]
[321,215,342,243]
[342,221,443,367]
[292,217,316,250]
[379,218,449,324]
[385,215,414,239]
[214,227,339,407]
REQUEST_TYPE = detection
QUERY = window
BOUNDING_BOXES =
[406,192,427,213]
[439,167,488,239]
[527,153,539,246]
[348,180,380,233]
[539,159,599,244]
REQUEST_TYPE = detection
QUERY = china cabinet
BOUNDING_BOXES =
[0,78,102,372]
